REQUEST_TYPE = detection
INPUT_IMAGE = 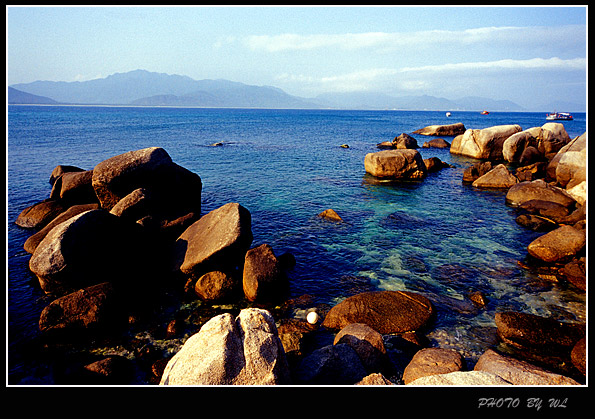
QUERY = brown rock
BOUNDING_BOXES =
[495,311,585,354]
[243,243,288,303]
[560,257,586,291]
[392,133,419,149]
[318,208,343,222]
[571,337,586,375]
[356,373,394,385]
[83,355,133,385]
[364,149,427,180]
[15,199,66,229]
[505,179,576,208]
[462,161,493,184]
[321,290,434,334]
[450,124,522,160]
[333,323,387,373]
[23,204,99,254]
[58,170,97,204]
[402,348,464,384]
[423,157,451,173]
[194,271,238,302]
[174,202,253,277]
[413,122,466,136]
[474,349,580,385]
[49,165,85,185]
[527,225,585,263]
[422,138,450,149]
[472,164,518,189]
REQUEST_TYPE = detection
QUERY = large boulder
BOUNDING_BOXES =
[539,122,571,157]
[413,122,466,136]
[474,349,581,385]
[547,132,586,188]
[159,308,291,385]
[52,170,98,205]
[450,124,522,160]
[462,161,493,184]
[471,164,518,189]
[527,225,586,263]
[24,203,99,254]
[393,133,419,149]
[173,202,253,278]
[242,244,288,303]
[29,209,146,295]
[321,291,434,334]
[364,149,427,180]
[91,147,202,221]
[38,282,125,335]
[402,348,464,384]
[505,179,576,208]
[15,199,66,229]
[502,127,541,163]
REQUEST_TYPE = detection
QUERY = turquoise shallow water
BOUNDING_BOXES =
[7,106,586,383]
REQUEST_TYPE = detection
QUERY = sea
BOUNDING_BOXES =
[7,105,587,385]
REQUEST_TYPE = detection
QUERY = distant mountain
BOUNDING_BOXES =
[313,91,525,111]
[8,86,60,104]
[9,69,527,111]
[10,69,320,109]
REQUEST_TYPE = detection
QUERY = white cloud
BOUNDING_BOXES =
[244,25,585,53]
[400,57,586,73]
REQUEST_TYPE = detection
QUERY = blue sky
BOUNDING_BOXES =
[6,5,587,109]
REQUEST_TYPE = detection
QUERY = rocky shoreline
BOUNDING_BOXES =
[12,120,586,386]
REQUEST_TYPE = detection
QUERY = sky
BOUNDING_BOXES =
[5,5,588,110]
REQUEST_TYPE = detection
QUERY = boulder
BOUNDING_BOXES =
[548,133,586,188]
[474,349,580,385]
[519,199,570,221]
[393,133,419,149]
[413,122,466,136]
[321,291,434,334]
[462,161,493,184]
[539,122,571,157]
[495,311,585,355]
[242,243,288,303]
[515,162,546,182]
[15,199,66,229]
[423,157,451,173]
[402,348,464,384]
[38,282,124,335]
[333,323,387,373]
[527,225,585,263]
[277,318,316,359]
[515,214,558,232]
[29,209,145,295]
[502,128,541,163]
[505,179,576,208]
[407,370,511,385]
[471,164,518,189]
[294,343,368,385]
[54,170,98,205]
[318,208,343,222]
[160,308,291,385]
[566,180,586,206]
[519,146,542,165]
[24,203,99,254]
[560,257,586,291]
[109,187,153,221]
[173,202,253,278]
[422,138,450,149]
[450,124,522,160]
[364,149,427,180]
[194,271,239,302]
[49,165,85,185]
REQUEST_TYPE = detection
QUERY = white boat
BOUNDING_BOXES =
[546,112,573,121]
[446,112,451,117]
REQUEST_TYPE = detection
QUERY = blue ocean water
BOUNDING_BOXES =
[7,105,586,384]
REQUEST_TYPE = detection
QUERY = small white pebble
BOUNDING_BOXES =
[307,311,319,325]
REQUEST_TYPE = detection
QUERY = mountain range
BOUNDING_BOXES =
[7,69,575,111]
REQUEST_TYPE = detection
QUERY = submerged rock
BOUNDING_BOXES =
[318,208,343,222]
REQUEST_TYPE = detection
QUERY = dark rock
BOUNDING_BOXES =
[49,165,85,185]
[560,257,586,291]
[423,157,451,173]
[468,291,488,307]
[194,270,239,302]
[571,337,586,375]
[39,282,125,335]
[278,252,296,271]
[82,355,134,385]
[295,343,368,385]
[515,162,547,182]
[277,318,316,360]
[462,161,493,184]
[495,311,585,356]
[519,199,570,220]
[519,146,542,165]
[56,170,98,205]
[515,214,558,232]
[392,133,419,149]
[321,290,434,334]
[422,138,450,149]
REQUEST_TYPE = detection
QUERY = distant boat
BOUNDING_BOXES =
[481,111,489,115]
[446,112,452,117]
[546,112,573,121]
